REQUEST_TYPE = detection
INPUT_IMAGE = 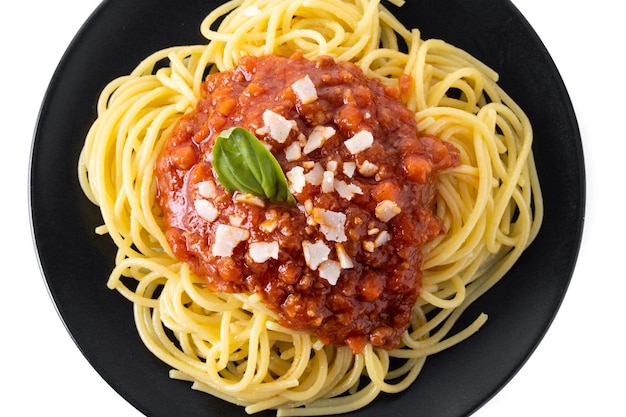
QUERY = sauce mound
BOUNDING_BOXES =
[155,53,459,353]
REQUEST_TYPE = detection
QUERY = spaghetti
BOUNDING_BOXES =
[77,0,543,415]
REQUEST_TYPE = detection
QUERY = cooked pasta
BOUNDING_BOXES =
[77,0,543,415]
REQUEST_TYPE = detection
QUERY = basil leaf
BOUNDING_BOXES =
[213,127,296,205]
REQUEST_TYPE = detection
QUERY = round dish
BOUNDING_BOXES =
[29,1,585,416]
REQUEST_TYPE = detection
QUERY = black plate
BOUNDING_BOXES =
[29,1,584,416]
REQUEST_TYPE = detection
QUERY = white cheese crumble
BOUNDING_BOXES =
[334,180,363,201]
[303,199,314,215]
[286,166,306,193]
[374,230,391,247]
[234,192,266,208]
[303,125,335,154]
[248,241,279,263]
[212,224,250,257]
[335,243,354,269]
[291,75,318,104]
[321,170,335,193]
[304,162,324,186]
[342,162,356,178]
[194,199,219,223]
[312,208,347,242]
[363,230,391,253]
[302,240,330,270]
[318,260,341,285]
[326,160,338,173]
[284,141,302,161]
[262,109,296,143]
[358,160,379,177]
[375,199,402,222]
[197,180,216,198]
[344,130,373,154]
[259,218,278,233]
[229,214,244,227]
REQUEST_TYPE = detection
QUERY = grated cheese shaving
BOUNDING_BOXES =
[304,162,324,186]
[375,200,401,222]
[318,260,341,285]
[234,192,266,207]
[284,141,302,161]
[291,75,318,104]
[374,230,391,247]
[262,109,296,143]
[358,160,378,177]
[248,241,279,263]
[212,224,250,257]
[286,166,306,193]
[342,162,356,178]
[303,125,335,154]
[312,208,347,242]
[321,171,335,193]
[344,130,373,154]
[194,199,219,223]
[335,243,354,269]
[197,180,216,198]
[334,180,363,201]
[302,240,330,270]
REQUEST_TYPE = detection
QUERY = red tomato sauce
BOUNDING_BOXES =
[155,53,459,353]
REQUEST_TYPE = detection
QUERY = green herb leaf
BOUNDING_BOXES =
[212,127,296,205]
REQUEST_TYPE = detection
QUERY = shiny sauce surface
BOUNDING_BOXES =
[155,53,459,353]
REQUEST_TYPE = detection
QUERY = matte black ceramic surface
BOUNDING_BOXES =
[30,1,585,416]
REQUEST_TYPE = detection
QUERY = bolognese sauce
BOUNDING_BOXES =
[155,53,459,353]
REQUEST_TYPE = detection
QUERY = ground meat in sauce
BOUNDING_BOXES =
[155,52,459,354]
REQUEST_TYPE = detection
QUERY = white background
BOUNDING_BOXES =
[1,1,623,416]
